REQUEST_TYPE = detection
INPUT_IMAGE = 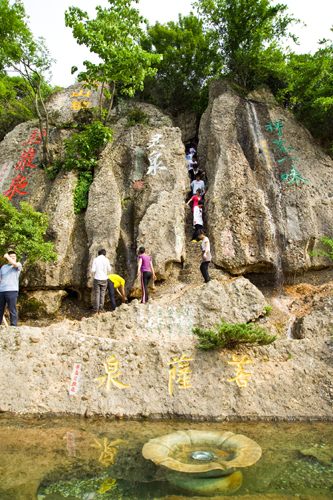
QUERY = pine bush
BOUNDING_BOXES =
[193,319,277,350]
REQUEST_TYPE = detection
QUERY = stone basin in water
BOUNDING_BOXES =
[142,429,262,495]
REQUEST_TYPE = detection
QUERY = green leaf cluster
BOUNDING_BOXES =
[193,319,277,350]
[277,46,333,153]
[195,0,300,91]
[310,237,333,261]
[0,74,56,141]
[62,121,113,213]
[0,0,31,70]
[65,0,162,123]
[0,195,57,264]
[140,12,221,117]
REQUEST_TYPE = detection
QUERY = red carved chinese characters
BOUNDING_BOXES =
[14,148,37,172]
[4,175,28,200]
[23,129,46,145]
[133,180,145,190]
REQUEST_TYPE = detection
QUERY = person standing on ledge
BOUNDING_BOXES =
[197,232,211,284]
[137,247,156,303]
[91,249,111,315]
[0,251,22,326]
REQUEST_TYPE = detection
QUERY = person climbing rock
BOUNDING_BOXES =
[137,247,156,304]
[197,231,211,283]
[192,200,204,242]
[190,174,205,199]
[190,160,205,182]
[0,251,22,326]
[91,249,111,314]
[107,274,128,310]
[186,189,202,212]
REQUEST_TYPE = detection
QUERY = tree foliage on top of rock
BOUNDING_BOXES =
[194,0,300,91]
[0,195,57,264]
[193,319,277,350]
[140,12,221,117]
[65,0,162,124]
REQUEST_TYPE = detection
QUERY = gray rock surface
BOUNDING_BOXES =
[47,82,103,125]
[20,290,68,319]
[172,112,197,142]
[0,89,188,307]
[0,279,331,420]
[198,80,333,277]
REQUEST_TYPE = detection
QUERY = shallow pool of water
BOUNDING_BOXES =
[0,416,332,499]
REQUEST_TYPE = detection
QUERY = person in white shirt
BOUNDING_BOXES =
[197,231,211,283]
[191,200,204,242]
[91,249,111,314]
[190,174,205,199]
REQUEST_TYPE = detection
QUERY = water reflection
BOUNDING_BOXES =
[0,416,332,499]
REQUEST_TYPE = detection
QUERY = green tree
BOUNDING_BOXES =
[0,73,56,142]
[65,0,161,124]
[277,43,333,152]
[8,37,55,167]
[0,75,34,141]
[1,0,55,166]
[195,0,299,90]
[0,195,57,264]
[0,0,31,70]
[140,13,221,117]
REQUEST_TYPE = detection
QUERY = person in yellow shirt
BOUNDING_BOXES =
[107,274,128,310]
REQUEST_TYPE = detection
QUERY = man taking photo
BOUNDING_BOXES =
[0,251,22,326]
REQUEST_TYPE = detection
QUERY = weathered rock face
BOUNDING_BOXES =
[0,91,187,308]
[0,279,332,420]
[198,80,333,277]
[292,288,333,339]
[172,112,197,142]
[90,115,187,297]
[47,82,103,125]
[20,290,68,319]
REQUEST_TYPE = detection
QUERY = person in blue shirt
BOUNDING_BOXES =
[0,251,22,326]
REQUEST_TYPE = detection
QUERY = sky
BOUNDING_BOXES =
[21,0,333,88]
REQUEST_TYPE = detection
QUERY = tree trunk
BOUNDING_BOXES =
[99,82,105,122]
[37,77,50,168]
[103,80,116,125]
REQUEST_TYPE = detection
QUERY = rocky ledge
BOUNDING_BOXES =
[0,279,332,420]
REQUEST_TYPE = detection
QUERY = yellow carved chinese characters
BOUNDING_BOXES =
[227,354,253,387]
[168,352,194,395]
[71,89,91,98]
[91,438,128,467]
[70,101,90,111]
[94,354,130,391]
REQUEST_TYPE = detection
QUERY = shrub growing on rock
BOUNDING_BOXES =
[193,319,277,350]
[0,195,57,263]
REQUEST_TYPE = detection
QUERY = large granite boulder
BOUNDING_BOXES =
[198,80,333,277]
[92,115,187,297]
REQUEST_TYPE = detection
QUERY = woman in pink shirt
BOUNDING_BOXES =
[137,247,156,303]
[186,189,202,211]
